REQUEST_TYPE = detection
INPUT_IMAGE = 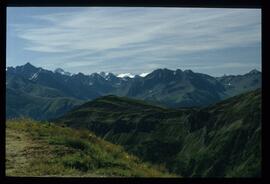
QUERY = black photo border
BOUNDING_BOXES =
[0,0,267,184]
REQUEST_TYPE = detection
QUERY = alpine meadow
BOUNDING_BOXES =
[6,7,261,177]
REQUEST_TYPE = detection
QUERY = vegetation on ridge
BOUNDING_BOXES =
[55,89,261,177]
[6,118,173,177]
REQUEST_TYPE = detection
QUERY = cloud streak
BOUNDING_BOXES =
[7,7,261,76]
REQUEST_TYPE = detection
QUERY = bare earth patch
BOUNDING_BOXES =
[6,128,52,176]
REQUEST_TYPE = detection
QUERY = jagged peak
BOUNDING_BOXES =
[99,72,117,80]
[20,62,36,69]
[99,71,109,77]
[13,62,38,73]
[54,68,65,72]
[90,72,102,77]
[24,62,34,67]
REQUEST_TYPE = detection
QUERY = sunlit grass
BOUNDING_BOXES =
[6,118,175,177]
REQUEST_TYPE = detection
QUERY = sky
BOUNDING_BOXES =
[7,7,261,76]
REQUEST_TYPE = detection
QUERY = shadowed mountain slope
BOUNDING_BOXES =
[54,89,261,177]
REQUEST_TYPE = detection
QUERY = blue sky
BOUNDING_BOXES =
[7,7,261,76]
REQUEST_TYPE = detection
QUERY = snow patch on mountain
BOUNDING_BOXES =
[29,69,41,81]
[139,73,150,77]
[117,73,135,78]
[99,72,109,77]
[99,72,112,80]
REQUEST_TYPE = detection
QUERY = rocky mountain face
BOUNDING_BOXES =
[6,63,261,120]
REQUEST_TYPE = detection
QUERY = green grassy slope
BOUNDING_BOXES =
[173,89,261,177]
[54,89,261,177]
[6,118,173,177]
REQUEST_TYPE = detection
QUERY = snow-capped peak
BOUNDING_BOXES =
[117,73,135,78]
[139,72,150,77]
[99,72,111,80]
[99,72,109,77]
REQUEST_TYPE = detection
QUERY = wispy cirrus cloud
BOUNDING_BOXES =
[7,7,261,76]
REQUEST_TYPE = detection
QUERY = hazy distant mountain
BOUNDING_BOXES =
[6,63,261,120]
[6,64,83,120]
[216,69,261,96]
[116,68,227,107]
[54,89,261,177]
[6,87,82,120]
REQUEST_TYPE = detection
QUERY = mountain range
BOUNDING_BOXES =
[6,63,261,120]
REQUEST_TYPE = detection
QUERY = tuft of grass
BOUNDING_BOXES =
[6,118,174,177]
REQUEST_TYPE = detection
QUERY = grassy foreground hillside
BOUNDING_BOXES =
[55,89,261,177]
[6,118,173,177]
